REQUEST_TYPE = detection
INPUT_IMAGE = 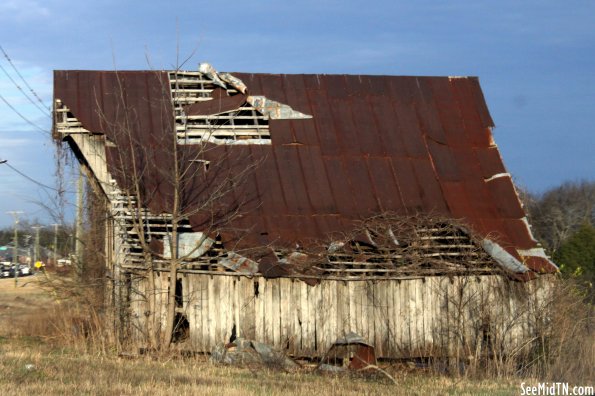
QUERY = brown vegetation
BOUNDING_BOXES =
[0,279,524,395]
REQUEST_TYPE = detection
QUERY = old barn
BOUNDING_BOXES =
[53,66,556,360]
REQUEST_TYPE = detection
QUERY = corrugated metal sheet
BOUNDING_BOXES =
[53,70,556,275]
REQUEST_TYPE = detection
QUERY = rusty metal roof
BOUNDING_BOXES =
[53,70,556,276]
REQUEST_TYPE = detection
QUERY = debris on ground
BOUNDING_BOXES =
[318,332,376,371]
[210,338,299,372]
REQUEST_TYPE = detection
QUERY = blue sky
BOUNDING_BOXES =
[0,0,594,227]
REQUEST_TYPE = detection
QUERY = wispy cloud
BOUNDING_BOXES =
[0,137,34,148]
[0,0,51,21]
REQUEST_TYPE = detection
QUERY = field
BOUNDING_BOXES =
[0,276,536,395]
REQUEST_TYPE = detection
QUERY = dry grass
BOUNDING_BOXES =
[0,276,591,395]
[0,276,524,395]
[0,337,522,396]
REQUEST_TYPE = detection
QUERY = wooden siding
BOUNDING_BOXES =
[127,273,551,359]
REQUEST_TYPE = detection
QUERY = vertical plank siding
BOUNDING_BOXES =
[128,273,552,359]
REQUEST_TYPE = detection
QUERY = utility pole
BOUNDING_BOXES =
[32,225,42,270]
[51,223,60,267]
[7,211,24,287]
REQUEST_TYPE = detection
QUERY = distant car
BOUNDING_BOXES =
[0,264,32,277]
[19,265,31,276]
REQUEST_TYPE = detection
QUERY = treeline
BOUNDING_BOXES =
[522,180,594,293]
[0,220,74,258]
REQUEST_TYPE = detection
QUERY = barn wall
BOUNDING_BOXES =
[127,273,552,359]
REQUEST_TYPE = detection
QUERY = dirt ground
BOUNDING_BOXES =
[0,275,53,334]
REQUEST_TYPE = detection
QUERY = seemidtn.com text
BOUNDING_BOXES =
[520,382,594,396]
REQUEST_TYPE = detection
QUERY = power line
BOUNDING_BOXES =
[0,61,51,118]
[0,92,50,136]
[0,45,50,112]
[0,160,63,192]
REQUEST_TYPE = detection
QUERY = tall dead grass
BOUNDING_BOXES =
[534,279,594,383]
[8,271,593,385]
[7,273,118,355]
[429,276,594,384]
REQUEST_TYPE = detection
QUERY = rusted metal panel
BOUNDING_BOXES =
[54,70,555,275]
[311,214,343,239]
[440,181,473,219]
[272,145,313,215]
[350,95,384,157]
[415,78,449,145]
[478,218,513,246]
[503,219,538,250]
[387,76,419,104]
[266,119,292,146]
[523,256,557,273]
[295,146,336,213]
[467,77,495,128]
[411,158,450,214]
[463,180,499,219]
[427,139,462,182]
[367,95,407,157]
[321,157,358,215]
[391,157,424,213]
[328,96,362,157]
[366,157,406,213]
[451,147,482,182]
[391,100,427,158]
[476,146,507,179]
[279,74,318,146]
[430,78,468,148]
[485,176,526,219]
[344,156,381,214]
[250,145,288,215]
[450,78,492,147]
[305,90,341,157]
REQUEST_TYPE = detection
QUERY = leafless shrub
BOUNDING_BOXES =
[277,212,500,280]
[427,275,593,383]
[530,279,594,383]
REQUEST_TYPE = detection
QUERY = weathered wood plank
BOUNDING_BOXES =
[299,281,308,355]
[372,281,383,356]
[363,281,373,346]
[279,278,290,353]
[210,275,219,346]
[287,279,299,355]
[255,278,264,342]
[125,272,551,359]
[272,279,281,348]
[409,279,419,355]
[347,280,356,334]
[386,279,397,357]
[221,276,231,343]
[423,277,433,356]
[241,277,256,340]
[335,280,346,339]
[263,279,273,345]
[313,282,322,355]
[322,280,333,352]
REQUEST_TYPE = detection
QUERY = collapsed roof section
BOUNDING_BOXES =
[53,65,557,280]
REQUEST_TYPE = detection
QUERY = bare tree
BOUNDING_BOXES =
[523,180,595,253]
[71,66,263,350]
